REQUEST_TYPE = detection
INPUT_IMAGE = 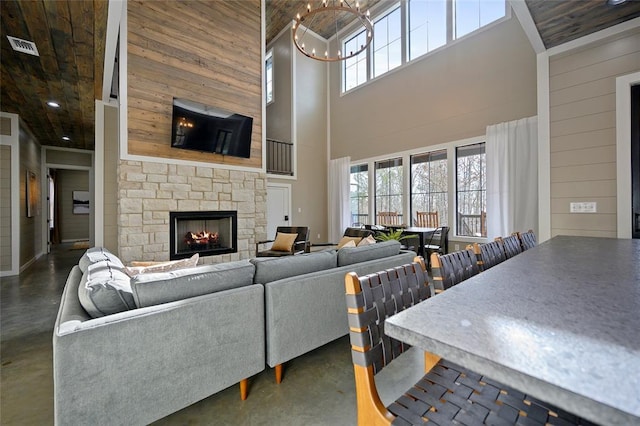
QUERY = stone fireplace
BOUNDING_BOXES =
[170,211,237,260]
[117,160,266,264]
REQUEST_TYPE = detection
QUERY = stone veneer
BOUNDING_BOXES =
[117,160,267,264]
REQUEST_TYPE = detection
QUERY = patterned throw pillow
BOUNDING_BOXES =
[123,253,199,277]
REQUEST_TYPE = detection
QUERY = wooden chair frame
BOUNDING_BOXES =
[415,211,438,228]
[345,257,439,426]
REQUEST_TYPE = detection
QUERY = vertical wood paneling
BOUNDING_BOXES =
[549,29,640,237]
[127,0,263,168]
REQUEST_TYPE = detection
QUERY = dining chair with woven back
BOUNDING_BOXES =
[430,247,479,293]
[415,211,438,228]
[495,234,523,259]
[469,240,507,272]
[344,257,586,426]
[515,229,537,251]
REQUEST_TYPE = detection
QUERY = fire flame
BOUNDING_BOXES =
[185,230,219,245]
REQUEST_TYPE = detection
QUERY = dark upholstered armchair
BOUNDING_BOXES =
[255,226,310,257]
[310,227,375,249]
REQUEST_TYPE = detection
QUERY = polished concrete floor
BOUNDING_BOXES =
[1,244,423,425]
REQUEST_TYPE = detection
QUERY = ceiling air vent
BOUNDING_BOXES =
[7,36,39,56]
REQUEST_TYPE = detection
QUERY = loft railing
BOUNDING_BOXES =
[266,138,293,176]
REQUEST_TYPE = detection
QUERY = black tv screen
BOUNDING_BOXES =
[170,98,253,159]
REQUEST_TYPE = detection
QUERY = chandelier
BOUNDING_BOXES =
[292,0,374,62]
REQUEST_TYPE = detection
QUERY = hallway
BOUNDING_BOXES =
[0,245,422,425]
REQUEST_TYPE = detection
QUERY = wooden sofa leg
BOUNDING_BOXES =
[240,379,248,400]
[275,364,283,384]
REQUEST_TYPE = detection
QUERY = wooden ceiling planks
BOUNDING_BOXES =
[526,0,640,48]
[0,0,105,150]
[266,0,382,45]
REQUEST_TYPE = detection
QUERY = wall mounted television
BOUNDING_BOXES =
[170,98,253,159]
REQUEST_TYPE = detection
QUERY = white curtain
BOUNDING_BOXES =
[328,157,351,243]
[486,116,538,239]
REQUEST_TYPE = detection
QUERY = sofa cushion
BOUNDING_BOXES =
[78,247,124,273]
[251,250,337,284]
[130,260,255,308]
[337,240,402,267]
[78,261,135,318]
[123,254,199,277]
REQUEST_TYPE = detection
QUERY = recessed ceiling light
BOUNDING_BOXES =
[62,136,71,141]
[47,101,60,108]
[607,0,628,5]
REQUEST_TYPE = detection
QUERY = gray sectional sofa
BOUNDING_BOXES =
[53,240,415,425]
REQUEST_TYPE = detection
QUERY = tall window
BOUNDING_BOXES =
[454,0,506,39]
[375,158,403,223]
[410,150,447,226]
[408,0,447,61]
[343,29,368,92]
[265,50,273,104]
[373,6,402,79]
[350,164,369,226]
[456,143,486,237]
[342,0,505,92]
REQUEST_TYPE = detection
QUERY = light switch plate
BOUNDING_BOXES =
[570,202,597,213]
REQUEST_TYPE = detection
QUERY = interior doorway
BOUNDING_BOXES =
[266,183,291,239]
[48,168,91,251]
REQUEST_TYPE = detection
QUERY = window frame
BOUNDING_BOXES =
[265,49,274,105]
[374,157,404,225]
[410,149,448,227]
[455,142,487,238]
[340,0,507,94]
[349,164,370,226]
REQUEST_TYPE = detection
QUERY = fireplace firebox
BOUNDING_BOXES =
[170,211,237,260]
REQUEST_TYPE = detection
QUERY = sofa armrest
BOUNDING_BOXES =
[54,277,265,426]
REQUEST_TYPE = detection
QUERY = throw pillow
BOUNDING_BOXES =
[339,239,357,249]
[78,247,124,273]
[357,235,376,247]
[78,261,136,318]
[123,253,199,277]
[270,232,298,252]
[337,236,362,249]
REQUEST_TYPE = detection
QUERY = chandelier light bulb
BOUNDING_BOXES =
[312,48,316,56]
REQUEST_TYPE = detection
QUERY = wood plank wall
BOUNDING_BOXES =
[549,29,640,237]
[127,0,263,168]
